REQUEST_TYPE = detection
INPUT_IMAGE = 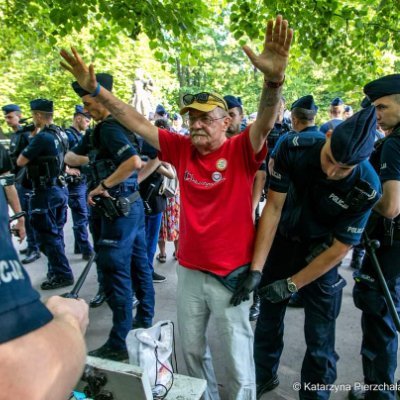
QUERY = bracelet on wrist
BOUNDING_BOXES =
[91,82,101,97]
[264,75,285,88]
[100,180,111,190]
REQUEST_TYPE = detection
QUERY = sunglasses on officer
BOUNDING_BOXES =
[182,92,228,111]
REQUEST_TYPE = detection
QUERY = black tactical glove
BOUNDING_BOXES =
[258,279,292,303]
[230,270,262,306]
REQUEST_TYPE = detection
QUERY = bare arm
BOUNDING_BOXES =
[65,151,89,167]
[373,180,400,219]
[245,16,293,153]
[252,170,266,217]
[0,296,88,400]
[16,154,29,167]
[88,154,142,205]
[251,189,287,271]
[4,184,26,242]
[291,239,351,289]
[60,48,159,149]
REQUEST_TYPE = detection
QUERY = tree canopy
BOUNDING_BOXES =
[0,0,399,132]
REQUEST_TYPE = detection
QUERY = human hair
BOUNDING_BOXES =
[291,108,316,122]
[393,94,400,105]
[154,118,170,129]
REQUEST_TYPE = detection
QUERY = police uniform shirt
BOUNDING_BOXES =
[9,128,30,156]
[270,132,381,245]
[378,133,400,183]
[65,126,83,150]
[0,188,53,343]
[320,119,343,134]
[73,116,138,183]
[0,143,13,174]
[22,129,60,161]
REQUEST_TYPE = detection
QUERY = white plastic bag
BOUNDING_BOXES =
[126,320,174,398]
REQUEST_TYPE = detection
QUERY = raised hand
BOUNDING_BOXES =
[60,47,97,93]
[243,15,293,82]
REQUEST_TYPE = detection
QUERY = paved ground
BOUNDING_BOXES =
[14,210,400,400]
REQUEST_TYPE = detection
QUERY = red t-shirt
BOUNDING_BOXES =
[158,127,267,276]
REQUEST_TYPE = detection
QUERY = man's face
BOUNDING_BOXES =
[373,94,400,132]
[75,114,91,131]
[4,111,20,129]
[320,134,356,180]
[82,95,108,121]
[226,107,243,137]
[189,108,230,153]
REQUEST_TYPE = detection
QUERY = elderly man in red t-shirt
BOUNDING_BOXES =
[61,15,292,399]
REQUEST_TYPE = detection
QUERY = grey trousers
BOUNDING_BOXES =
[177,265,256,400]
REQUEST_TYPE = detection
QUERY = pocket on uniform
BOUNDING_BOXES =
[316,275,347,296]
[29,208,57,235]
[353,280,386,315]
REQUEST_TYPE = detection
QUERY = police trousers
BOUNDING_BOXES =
[68,182,93,256]
[353,241,400,400]
[95,195,155,349]
[29,186,72,280]
[255,233,346,400]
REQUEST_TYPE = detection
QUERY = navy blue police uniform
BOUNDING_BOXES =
[2,104,40,262]
[139,140,167,278]
[255,108,381,400]
[0,187,53,344]
[65,105,93,259]
[71,74,154,358]
[320,97,344,134]
[22,99,73,289]
[351,75,400,400]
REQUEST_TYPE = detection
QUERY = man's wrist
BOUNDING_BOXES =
[264,75,285,88]
[100,180,111,190]
[90,82,101,97]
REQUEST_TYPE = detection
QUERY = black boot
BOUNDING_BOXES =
[21,249,41,264]
[89,290,106,308]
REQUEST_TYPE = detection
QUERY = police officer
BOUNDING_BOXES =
[0,185,89,399]
[16,99,74,290]
[2,104,40,263]
[231,107,381,399]
[349,74,400,400]
[64,73,155,361]
[224,94,267,321]
[320,97,345,134]
[64,105,93,260]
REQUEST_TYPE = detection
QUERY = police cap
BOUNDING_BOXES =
[74,105,91,119]
[344,105,353,113]
[290,95,318,113]
[330,105,377,166]
[30,99,53,113]
[223,95,243,110]
[363,74,400,102]
[360,97,371,109]
[331,97,344,106]
[155,104,166,116]
[2,104,21,114]
[72,73,113,97]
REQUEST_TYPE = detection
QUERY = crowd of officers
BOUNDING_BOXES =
[1,15,400,400]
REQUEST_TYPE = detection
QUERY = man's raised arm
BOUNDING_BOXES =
[60,48,159,150]
[246,15,293,153]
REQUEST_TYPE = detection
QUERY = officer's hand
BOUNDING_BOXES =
[45,296,89,334]
[243,15,293,83]
[60,47,97,93]
[12,218,26,242]
[258,279,291,303]
[88,185,111,206]
[66,166,81,176]
[230,270,262,306]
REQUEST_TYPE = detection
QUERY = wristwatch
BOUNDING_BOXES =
[286,277,298,293]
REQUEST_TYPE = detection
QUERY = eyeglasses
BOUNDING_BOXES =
[183,92,227,110]
[188,115,226,126]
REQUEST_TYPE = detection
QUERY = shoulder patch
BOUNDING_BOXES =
[288,135,317,148]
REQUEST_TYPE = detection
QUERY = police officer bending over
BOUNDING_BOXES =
[0,186,89,400]
[65,105,94,260]
[349,74,400,400]
[239,106,381,399]
[17,99,74,290]
[64,73,155,361]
